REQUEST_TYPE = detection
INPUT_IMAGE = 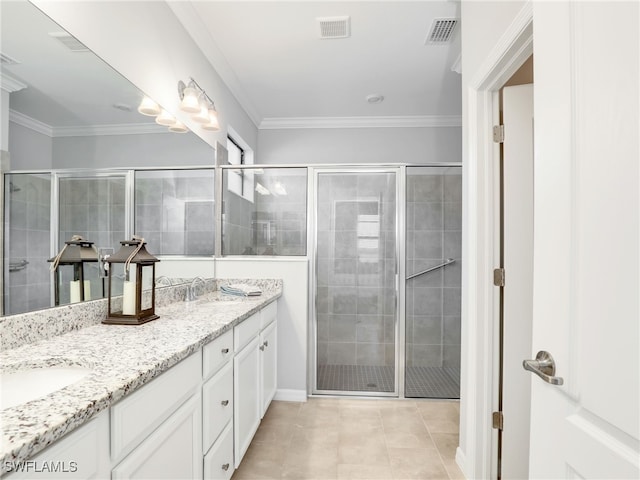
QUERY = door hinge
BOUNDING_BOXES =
[492,411,504,430]
[493,124,504,143]
[493,268,505,287]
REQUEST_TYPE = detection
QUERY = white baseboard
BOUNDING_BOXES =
[455,446,467,478]
[274,389,307,402]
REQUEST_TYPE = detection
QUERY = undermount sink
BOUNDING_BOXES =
[1,364,93,410]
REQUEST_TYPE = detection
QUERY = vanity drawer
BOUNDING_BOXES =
[234,311,260,351]
[203,421,234,480]
[202,360,233,452]
[203,329,233,379]
[110,350,201,463]
[260,301,277,329]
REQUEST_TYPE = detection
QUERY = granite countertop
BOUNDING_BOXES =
[0,282,282,471]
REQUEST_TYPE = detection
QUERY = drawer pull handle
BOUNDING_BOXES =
[259,345,265,351]
[263,340,269,348]
[221,399,229,406]
[221,348,229,354]
[222,463,230,471]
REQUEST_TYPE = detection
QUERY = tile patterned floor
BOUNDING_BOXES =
[316,365,460,399]
[231,398,465,480]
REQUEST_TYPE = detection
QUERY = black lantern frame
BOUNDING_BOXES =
[103,237,160,325]
[48,236,101,305]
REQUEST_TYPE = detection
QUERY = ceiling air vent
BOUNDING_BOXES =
[425,18,458,44]
[0,52,20,65]
[49,32,90,52]
[317,16,351,39]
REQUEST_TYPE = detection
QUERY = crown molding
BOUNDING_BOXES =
[9,110,52,136]
[10,110,169,137]
[259,115,462,130]
[0,73,27,93]
[52,123,169,137]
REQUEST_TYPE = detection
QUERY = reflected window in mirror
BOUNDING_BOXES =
[134,169,215,256]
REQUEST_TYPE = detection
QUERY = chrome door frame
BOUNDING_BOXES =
[308,166,405,397]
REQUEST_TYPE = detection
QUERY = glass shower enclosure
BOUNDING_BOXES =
[312,165,462,399]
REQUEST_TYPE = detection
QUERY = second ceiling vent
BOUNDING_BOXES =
[425,18,458,44]
[317,16,351,39]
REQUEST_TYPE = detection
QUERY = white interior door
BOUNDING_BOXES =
[501,84,533,479]
[528,2,639,477]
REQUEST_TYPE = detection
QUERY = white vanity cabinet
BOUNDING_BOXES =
[4,411,110,480]
[111,352,202,480]
[233,303,278,467]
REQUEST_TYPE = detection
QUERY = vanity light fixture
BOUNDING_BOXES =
[178,78,220,132]
[48,235,101,306]
[103,236,160,326]
[137,96,161,116]
[169,121,189,133]
[155,109,176,127]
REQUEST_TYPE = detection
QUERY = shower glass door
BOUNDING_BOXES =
[314,170,398,395]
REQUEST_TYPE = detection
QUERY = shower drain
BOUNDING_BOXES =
[366,383,377,388]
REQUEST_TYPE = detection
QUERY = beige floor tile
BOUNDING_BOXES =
[242,441,288,465]
[290,424,340,448]
[384,430,437,449]
[337,463,395,480]
[388,446,450,480]
[417,401,460,434]
[431,433,460,460]
[443,459,466,480]
[338,434,390,466]
[263,401,303,424]
[281,462,338,480]
[232,456,283,480]
[252,421,295,445]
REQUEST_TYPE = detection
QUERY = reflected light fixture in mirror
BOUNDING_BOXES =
[169,121,188,133]
[137,96,161,116]
[155,109,176,126]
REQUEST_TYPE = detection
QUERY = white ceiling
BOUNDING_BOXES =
[170,1,462,128]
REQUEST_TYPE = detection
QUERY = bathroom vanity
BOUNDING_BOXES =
[0,279,282,479]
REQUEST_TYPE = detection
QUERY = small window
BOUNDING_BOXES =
[227,135,254,203]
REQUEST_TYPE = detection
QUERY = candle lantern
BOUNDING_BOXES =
[49,236,100,305]
[103,237,160,325]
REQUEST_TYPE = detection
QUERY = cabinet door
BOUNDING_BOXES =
[260,320,277,418]
[4,411,109,480]
[233,336,260,468]
[112,394,202,480]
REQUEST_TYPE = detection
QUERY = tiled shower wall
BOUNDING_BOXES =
[4,174,51,315]
[316,173,397,368]
[406,170,462,373]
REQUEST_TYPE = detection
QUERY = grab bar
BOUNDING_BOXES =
[406,258,455,280]
[9,259,29,272]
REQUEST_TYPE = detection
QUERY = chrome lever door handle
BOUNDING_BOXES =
[522,350,564,385]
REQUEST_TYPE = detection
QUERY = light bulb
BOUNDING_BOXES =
[137,96,161,116]
[202,107,220,131]
[180,86,200,113]
[155,110,176,126]
[192,104,210,123]
[169,121,189,133]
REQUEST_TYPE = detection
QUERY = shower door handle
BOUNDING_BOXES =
[523,350,564,385]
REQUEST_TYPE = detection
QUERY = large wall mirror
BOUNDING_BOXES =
[1,0,215,316]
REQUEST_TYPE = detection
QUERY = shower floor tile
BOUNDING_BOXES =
[317,364,460,398]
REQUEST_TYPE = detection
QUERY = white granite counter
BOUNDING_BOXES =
[0,280,282,471]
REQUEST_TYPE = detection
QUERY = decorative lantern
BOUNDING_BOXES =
[103,236,160,325]
[49,235,101,305]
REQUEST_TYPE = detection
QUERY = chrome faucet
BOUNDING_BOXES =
[185,277,206,302]
[155,276,173,287]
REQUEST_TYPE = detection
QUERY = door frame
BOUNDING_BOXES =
[308,166,404,397]
[459,3,533,478]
